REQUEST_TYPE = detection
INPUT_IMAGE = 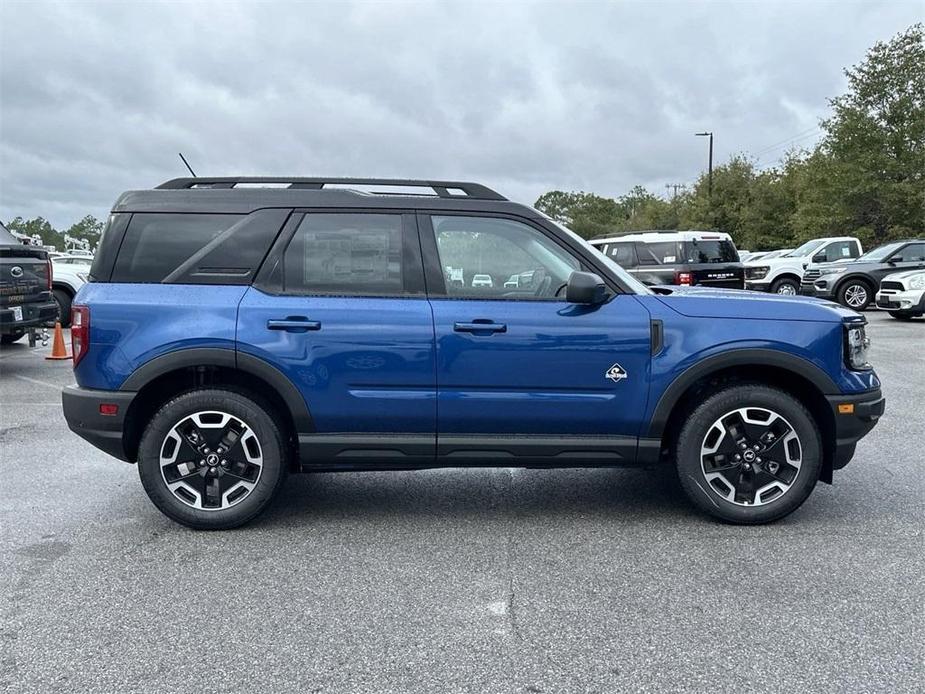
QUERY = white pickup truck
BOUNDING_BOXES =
[50,256,90,326]
[744,236,862,295]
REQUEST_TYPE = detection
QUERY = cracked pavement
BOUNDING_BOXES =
[1,311,922,693]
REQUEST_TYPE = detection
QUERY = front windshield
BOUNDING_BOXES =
[856,242,903,262]
[538,213,652,295]
[786,239,825,257]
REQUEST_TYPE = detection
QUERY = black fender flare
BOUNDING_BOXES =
[120,347,314,432]
[647,348,839,439]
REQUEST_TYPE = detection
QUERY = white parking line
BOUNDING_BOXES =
[13,375,63,391]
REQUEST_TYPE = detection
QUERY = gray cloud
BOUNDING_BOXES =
[1,0,921,228]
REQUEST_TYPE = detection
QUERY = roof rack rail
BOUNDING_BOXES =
[155,177,508,201]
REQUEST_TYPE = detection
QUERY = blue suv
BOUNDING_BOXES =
[62,178,885,529]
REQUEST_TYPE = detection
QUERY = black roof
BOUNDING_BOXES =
[113,177,540,217]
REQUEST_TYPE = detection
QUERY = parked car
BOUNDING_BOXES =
[801,239,925,310]
[50,257,89,327]
[0,221,58,344]
[471,274,493,288]
[875,270,925,320]
[590,230,744,288]
[879,270,925,321]
[62,177,884,529]
[745,237,862,295]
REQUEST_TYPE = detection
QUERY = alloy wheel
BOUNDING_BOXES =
[844,284,868,308]
[776,283,797,295]
[700,407,802,506]
[159,410,263,511]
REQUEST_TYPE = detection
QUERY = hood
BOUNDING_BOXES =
[883,268,925,281]
[650,285,857,322]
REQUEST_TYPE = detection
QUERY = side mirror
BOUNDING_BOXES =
[812,252,827,263]
[566,271,607,305]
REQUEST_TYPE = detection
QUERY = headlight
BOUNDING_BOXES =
[845,323,871,370]
[818,267,847,276]
[908,274,925,290]
[746,266,769,280]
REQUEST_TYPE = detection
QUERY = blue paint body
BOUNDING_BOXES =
[73,281,879,445]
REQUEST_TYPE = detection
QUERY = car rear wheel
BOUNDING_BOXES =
[52,288,73,327]
[838,280,872,311]
[137,388,288,530]
[770,277,799,295]
[676,384,822,524]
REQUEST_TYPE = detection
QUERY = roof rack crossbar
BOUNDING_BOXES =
[155,177,507,201]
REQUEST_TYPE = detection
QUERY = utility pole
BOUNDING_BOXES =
[665,183,686,199]
[695,132,713,198]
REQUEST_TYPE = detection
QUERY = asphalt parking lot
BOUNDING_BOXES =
[0,311,922,694]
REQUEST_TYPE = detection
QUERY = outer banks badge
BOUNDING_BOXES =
[605,363,627,383]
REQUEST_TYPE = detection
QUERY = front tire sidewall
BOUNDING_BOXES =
[676,386,822,524]
[838,280,872,311]
[771,278,799,295]
[137,389,287,530]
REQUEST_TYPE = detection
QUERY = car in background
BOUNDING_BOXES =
[471,274,493,288]
[876,270,925,320]
[590,230,743,288]
[745,237,862,295]
[802,239,925,310]
[0,221,58,344]
[50,256,89,326]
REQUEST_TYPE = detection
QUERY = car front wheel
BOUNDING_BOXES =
[838,280,872,311]
[770,277,799,295]
[676,384,822,524]
[137,388,288,529]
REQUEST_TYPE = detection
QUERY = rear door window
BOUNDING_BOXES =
[282,213,410,296]
[607,242,638,268]
[635,241,679,265]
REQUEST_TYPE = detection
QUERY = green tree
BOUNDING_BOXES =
[534,190,624,239]
[65,215,104,249]
[4,216,63,249]
[804,23,925,245]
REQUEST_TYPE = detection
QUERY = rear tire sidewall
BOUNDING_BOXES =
[137,388,287,530]
[770,277,799,295]
[837,279,872,311]
[52,288,73,327]
[676,385,822,524]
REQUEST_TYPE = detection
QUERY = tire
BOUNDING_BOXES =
[837,279,872,311]
[888,311,916,321]
[1,330,25,345]
[137,388,288,530]
[770,277,799,295]
[52,288,73,327]
[675,384,822,524]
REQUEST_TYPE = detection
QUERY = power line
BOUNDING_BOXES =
[753,127,823,158]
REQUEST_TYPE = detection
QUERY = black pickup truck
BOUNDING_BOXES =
[1,222,58,344]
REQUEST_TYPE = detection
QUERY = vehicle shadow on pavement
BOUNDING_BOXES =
[257,466,693,527]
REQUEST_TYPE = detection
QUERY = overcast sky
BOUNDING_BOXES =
[1,0,921,229]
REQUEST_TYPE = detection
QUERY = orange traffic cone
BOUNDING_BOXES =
[46,321,71,361]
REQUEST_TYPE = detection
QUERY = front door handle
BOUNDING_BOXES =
[267,317,321,332]
[454,320,507,334]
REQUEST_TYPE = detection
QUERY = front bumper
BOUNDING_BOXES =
[826,388,885,470]
[0,300,58,332]
[62,385,137,462]
[800,280,836,299]
[876,287,925,313]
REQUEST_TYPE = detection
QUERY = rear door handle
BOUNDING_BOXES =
[454,320,507,334]
[267,317,321,332]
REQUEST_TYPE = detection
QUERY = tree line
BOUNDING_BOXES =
[535,24,924,252]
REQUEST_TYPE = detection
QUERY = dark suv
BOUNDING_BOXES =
[62,178,883,529]
[801,239,925,310]
[589,231,744,288]
[1,221,57,344]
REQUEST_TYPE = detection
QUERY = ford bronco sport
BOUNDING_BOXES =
[61,178,885,529]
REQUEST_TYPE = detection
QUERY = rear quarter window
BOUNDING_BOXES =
[635,241,679,265]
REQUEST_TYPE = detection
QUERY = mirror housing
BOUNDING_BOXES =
[812,252,827,263]
[566,271,608,305]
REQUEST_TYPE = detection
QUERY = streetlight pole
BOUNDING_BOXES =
[695,132,713,198]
